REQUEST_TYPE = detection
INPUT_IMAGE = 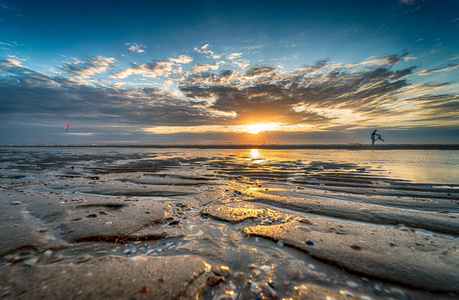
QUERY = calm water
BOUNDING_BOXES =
[1,147,458,185]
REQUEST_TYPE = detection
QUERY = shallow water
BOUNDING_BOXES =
[2,147,458,184]
[0,146,458,299]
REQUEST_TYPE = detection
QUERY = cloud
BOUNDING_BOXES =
[193,63,220,73]
[404,56,417,61]
[0,58,23,70]
[0,41,13,49]
[169,55,193,64]
[126,43,145,53]
[232,59,250,69]
[361,54,408,66]
[418,63,459,76]
[60,56,115,78]
[179,64,424,126]
[1,53,457,138]
[0,66,233,130]
[110,61,174,79]
[226,53,243,60]
[194,44,222,59]
[245,66,276,77]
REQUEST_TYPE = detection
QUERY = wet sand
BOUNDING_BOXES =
[0,147,458,299]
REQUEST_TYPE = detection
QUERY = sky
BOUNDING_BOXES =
[0,0,458,145]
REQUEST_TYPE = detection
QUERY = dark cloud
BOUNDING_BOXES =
[245,66,276,77]
[179,63,431,125]
[0,62,228,129]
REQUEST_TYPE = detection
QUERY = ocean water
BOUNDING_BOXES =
[1,147,458,185]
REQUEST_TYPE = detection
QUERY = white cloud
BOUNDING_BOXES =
[126,43,146,53]
[60,56,116,78]
[110,61,174,79]
[0,58,23,69]
[226,53,243,60]
[232,59,250,69]
[404,56,417,62]
[418,63,459,76]
[169,55,193,64]
[194,44,222,59]
[361,54,405,66]
[193,63,220,72]
[7,55,27,61]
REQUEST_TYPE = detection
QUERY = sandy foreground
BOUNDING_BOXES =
[0,148,458,299]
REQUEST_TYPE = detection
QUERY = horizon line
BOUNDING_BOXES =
[2,144,459,150]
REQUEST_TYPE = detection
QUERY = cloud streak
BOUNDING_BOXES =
[418,63,459,76]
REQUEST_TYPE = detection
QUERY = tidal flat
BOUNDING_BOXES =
[0,147,458,299]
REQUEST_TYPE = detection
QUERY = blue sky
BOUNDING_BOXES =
[1,0,458,144]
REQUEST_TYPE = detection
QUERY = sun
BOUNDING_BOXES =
[244,122,281,134]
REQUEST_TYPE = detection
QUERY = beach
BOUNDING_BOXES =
[0,146,458,299]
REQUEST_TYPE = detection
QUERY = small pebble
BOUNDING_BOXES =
[10,201,22,205]
[305,239,314,246]
[277,241,284,247]
[389,242,398,247]
[390,287,407,298]
[23,258,38,267]
[260,265,271,272]
[340,290,355,297]
[297,226,312,232]
[299,218,312,225]
[346,281,359,288]
[168,220,179,225]
[373,287,382,295]
[308,264,315,270]
[351,245,361,250]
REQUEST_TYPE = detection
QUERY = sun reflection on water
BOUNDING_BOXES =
[249,149,265,164]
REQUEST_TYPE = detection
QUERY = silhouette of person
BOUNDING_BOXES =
[371,130,380,145]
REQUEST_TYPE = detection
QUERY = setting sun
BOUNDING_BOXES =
[244,122,281,134]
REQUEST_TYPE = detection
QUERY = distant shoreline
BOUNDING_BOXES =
[2,144,459,150]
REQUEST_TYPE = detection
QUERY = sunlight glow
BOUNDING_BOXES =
[244,122,281,134]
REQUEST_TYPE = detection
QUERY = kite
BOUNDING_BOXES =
[64,124,72,131]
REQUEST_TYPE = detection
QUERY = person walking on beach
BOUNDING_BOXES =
[371,130,383,145]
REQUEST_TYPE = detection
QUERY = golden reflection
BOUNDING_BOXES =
[250,149,264,163]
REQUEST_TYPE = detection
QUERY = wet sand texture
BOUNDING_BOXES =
[0,147,458,299]
[0,255,209,299]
